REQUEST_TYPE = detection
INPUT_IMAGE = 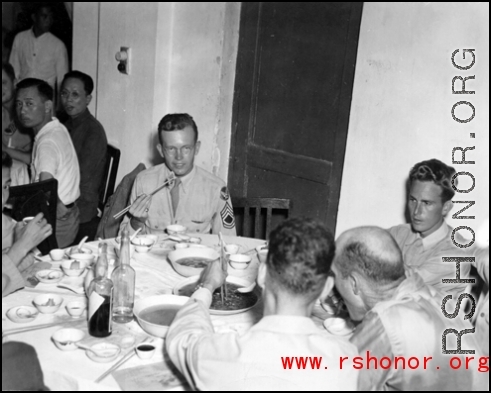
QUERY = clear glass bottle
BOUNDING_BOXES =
[111,229,136,323]
[87,243,113,337]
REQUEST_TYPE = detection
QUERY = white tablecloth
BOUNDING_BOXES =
[2,233,278,391]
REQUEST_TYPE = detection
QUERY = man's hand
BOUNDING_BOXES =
[14,213,53,254]
[198,258,227,293]
[129,194,152,230]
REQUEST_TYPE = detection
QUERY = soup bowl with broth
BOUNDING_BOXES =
[167,247,220,277]
[134,295,189,338]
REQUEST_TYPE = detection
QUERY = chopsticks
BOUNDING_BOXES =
[113,173,176,220]
[2,319,83,337]
[218,232,228,302]
[95,336,153,383]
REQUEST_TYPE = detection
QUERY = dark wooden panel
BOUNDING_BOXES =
[247,144,332,185]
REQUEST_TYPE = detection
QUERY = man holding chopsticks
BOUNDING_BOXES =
[166,218,358,390]
[120,113,236,236]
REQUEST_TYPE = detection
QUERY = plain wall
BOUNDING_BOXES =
[72,2,240,185]
[336,2,489,239]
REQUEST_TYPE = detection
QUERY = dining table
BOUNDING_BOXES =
[1,232,344,391]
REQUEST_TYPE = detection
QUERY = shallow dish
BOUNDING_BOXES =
[228,254,252,270]
[33,294,63,314]
[35,269,64,284]
[134,295,189,338]
[167,247,220,277]
[69,253,96,266]
[166,224,187,236]
[173,275,260,316]
[86,343,121,363]
[61,259,87,277]
[6,306,39,323]
[52,328,85,351]
[69,246,93,255]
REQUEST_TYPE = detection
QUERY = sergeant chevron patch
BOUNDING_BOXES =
[220,202,235,229]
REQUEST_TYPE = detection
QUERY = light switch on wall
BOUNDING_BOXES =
[115,47,131,75]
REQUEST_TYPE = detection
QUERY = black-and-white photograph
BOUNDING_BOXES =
[2,2,489,391]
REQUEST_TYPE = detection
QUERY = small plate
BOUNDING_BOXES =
[6,306,40,323]
[35,269,64,284]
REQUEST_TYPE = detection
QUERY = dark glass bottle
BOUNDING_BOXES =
[87,243,113,337]
[112,229,136,323]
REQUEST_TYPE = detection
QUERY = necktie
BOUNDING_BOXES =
[171,177,181,215]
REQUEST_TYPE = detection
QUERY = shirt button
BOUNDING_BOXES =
[481,313,485,317]
[155,226,158,229]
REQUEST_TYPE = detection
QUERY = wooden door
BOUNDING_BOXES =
[229,2,363,234]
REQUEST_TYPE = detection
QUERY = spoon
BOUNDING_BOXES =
[237,282,256,293]
[77,236,89,253]
[57,284,85,294]
[130,228,142,242]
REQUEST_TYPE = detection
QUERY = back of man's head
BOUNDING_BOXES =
[409,158,456,203]
[266,217,335,302]
[16,78,53,102]
[336,227,405,294]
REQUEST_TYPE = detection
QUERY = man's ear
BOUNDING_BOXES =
[194,140,201,156]
[257,262,267,289]
[44,100,53,114]
[157,144,164,159]
[320,275,334,300]
[86,94,92,106]
[350,274,360,295]
[442,200,453,217]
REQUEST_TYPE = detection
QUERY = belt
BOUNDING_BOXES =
[65,203,75,209]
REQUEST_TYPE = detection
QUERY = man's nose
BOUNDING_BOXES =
[413,203,422,217]
[175,148,183,160]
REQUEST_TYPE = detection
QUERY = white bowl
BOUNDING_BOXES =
[167,247,220,277]
[52,328,85,351]
[135,343,156,360]
[6,306,39,323]
[86,342,121,363]
[256,245,268,263]
[33,294,63,314]
[61,260,87,277]
[69,246,93,255]
[69,253,96,267]
[228,253,252,270]
[50,258,70,270]
[174,243,189,250]
[35,269,64,284]
[166,224,187,236]
[66,300,87,318]
[173,275,260,315]
[188,237,202,244]
[131,237,156,253]
[323,317,353,336]
[49,249,66,261]
[134,295,189,338]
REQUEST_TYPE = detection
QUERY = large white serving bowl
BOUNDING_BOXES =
[173,275,261,316]
[167,247,220,277]
[134,295,189,338]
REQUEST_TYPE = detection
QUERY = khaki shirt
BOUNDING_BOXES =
[121,164,236,236]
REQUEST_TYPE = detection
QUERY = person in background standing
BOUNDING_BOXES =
[61,71,107,241]
[9,3,68,95]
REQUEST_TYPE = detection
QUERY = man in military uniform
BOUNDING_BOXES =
[120,113,236,236]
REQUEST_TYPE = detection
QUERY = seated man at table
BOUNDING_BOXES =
[389,158,471,297]
[16,78,80,248]
[120,113,236,236]
[331,226,488,391]
[2,152,52,296]
[166,217,358,391]
[61,70,108,241]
